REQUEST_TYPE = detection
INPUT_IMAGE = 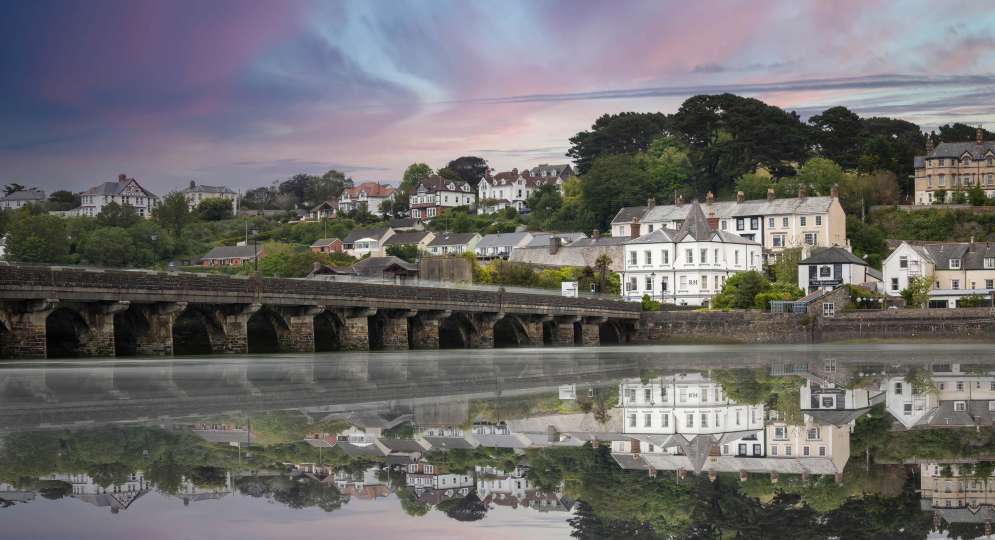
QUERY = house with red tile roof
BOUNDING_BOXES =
[338,182,396,216]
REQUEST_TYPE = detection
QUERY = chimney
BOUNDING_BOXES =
[646,197,656,209]
[707,211,719,231]
[629,217,641,239]
[736,191,745,204]
[798,185,807,201]
[706,191,714,205]
[970,235,976,252]
[926,134,935,154]
[831,183,839,199]
[592,229,601,239]
[978,125,985,145]
[676,194,685,207]
[767,187,775,202]
[511,167,518,175]
[118,174,127,183]
[189,180,196,189]
[548,236,562,255]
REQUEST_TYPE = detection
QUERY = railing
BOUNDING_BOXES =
[308,273,629,302]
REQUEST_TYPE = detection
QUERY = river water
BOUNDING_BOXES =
[1,344,993,539]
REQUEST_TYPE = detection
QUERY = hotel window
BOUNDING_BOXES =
[721,220,727,230]
[644,413,652,427]
[803,446,811,456]
[628,414,636,427]
[661,413,669,427]
[957,382,964,391]
[939,174,946,186]
[804,233,817,245]
[768,217,774,228]
[679,388,687,402]
[807,428,820,440]
[644,250,652,265]
[785,446,792,456]
[644,388,652,402]
[714,248,719,263]
[629,251,637,266]
[774,426,786,440]
[679,275,687,289]
[662,250,670,265]
[714,275,721,290]
[734,250,740,264]
[815,215,822,226]
[819,447,827,457]
[686,249,693,264]
[700,414,708,428]
[800,216,807,227]
[645,276,653,291]
[686,414,694,428]
[700,248,707,263]
[782,217,789,227]
[773,234,784,247]
[700,275,707,289]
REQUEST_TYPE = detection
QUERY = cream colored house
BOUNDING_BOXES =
[882,239,995,307]
[914,128,995,205]
[764,420,850,474]
[885,365,995,429]
[611,187,846,262]
[920,461,995,511]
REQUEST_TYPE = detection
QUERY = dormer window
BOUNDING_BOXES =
[950,258,962,270]
[954,401,967,412]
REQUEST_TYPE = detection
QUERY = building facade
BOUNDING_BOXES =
[409,175,475,220]
[179,180,238,213]
[0,188,45,210]
[797,246,879,293]
[882,240,995,307]
[914,128,995,205]
[339,182,396,216]
[477,169,560,215]
[79,174,158,218]
[621,201,762,305]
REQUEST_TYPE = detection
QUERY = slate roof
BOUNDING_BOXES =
[624,203,758,246]
[525,232,587,248]
[531,163,572,177]
[0,188,45,201]
[804,407,876,426]
[677,201,713,241]
[181,182,236,194]
[917,400,995,428]
[568,236,629,247]
[310,237,341,247]
[83,177,157,198]
[377,438,427,453]
[423,436,477,450]
[382,230,432,246]
[625,228,681,245]
[799,246,868,266]
[611,196,835,224]
[351,256,418,276]
[416,175,473,193]
[428,232,478,247]
[310,200,337,211]
[343,227,391,244]
[201,245,262,260]
[389,217,419,228]
[475,232,532,249]
[924,141,995,159]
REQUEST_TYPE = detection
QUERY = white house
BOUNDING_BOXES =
[342,227,394,258]
[179,180,239,213]
[883,240,995,307]
[473,231,533,260]
[621,201,763,306]
[79,174,158,218]
[426,232,481,256]
[0,188,45,210]
[477,169,559,215]
[797,246,881,293]
[885,365,995,430]
[409,175,476,220]
[338,182,396,217]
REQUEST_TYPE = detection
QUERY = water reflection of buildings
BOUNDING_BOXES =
[887,364,995,429]
[921,461,995,535]
[45,473,149,513]
[0,482,36,504]
[476,465,572,513]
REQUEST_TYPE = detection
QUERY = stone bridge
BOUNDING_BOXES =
[0,265,640,359]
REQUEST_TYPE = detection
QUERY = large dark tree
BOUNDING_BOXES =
[859,117,924,195]
[809,106,864,170]
[439,492,487,522]
[568,112,671,174]
[670,94,811,195]
[937,123,995,143]
[47,190,81,211]
[445,156,489,188]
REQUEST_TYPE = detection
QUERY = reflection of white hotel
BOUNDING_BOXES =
[885,365,995,429]
[48,472,148,513]
[921,462,995,512]
[614,373,766,458]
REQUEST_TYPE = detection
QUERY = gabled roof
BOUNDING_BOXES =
[310,200,338,211]
[181,182,236,194]
[924,141,995,160]
[416,175,472,193]
[475,232,532,249]
[625,228,681,245]
[201,245,262,260]
[83,177,157,199]
[612,196,835,225]
[343,227,391,244]
[800,246,867,266]
[428,232,479,247]
[309,237,341,247]
[382,230,432,246]
[344,182,395,198]
[0,188,45,201]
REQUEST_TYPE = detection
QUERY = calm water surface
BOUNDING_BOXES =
[1,344,993,539]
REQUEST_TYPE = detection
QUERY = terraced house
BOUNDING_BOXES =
[883,239,995,308]
[611,187,846,262]
[914,127,995,205]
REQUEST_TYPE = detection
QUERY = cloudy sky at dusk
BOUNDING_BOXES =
[2,0,995,194]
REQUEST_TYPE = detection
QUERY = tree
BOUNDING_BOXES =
[771,248,803,284]
[809,106,864,169]
[735,172,773,199]
[47,190,81,211]
[6,212,69,263]
[580,151,686,230]
[445,157,489,188]
[386,243,419,263]
[710,271,771,309]
[568,112,672,174]
[938,123,995,142]
[313,169,351,203]
[595,253,612,294]
[79,227,137,267]
[241,186,275,209]
[795,157,845,196]
[154,192,192,239]
[400,163,433,193]
[438,492,487,522]
[195,198,233,221]
[277,173,315,207]
[96,202,141,228]
[968,184,988,206]
[900,274,933,308]
[3,182,25,196]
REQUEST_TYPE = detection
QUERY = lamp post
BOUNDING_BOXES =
[650,272,656,300]
[250,228,259,273]
[150,233,158,268]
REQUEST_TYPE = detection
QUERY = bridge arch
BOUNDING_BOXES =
[367,313,388,351]
[494,315,529,348]
[46,307,89,358]
[172,307,223,355]
[246,307,289,354]
[313,311,344,352]
[439,313,475,349]
[541,320,555,345]
[573,321,583,345]
[598,320,624,345]
[113,308,150,357]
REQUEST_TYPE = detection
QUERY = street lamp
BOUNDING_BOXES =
[650,272,656,299]
[250,228,259,273]
[150,233,158,268]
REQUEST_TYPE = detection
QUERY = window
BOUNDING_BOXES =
[625,388,636,402]
[679,388,687,402]
[662,250,670,265]
[815,215,822,226]
[804,233,817,245]
[927,175,932,187]
[736,218,744,231]
[782,217,789,227]
[750,217,759,230]
[628,414,636,427]
[644,413,652,427]
[768,217,774,228]
[989,401,995,412]
[772,234,784,248]
[647,224,654,232]
[644,250,652,265]
[952,279,960,290]
[686,414,694,428]
[950,258,962,270]
[800,216,807,227]
[644,388,652,402]
[899,256,908,269]
[774,426,787,440]
[803,446,810,456]
[957,381,964,391]
[891,278,899,291]
[939,174,946,186]
[700,414,708,428]
[771,446,778,456]
[819,447,827,457]
[627,277,637,292]
[985,258,995,269]
[734,250,740,265]
[903,403,912,415]
[807,428,820,440]
[955,401,967,412]
[785,446,792,456]
[629,251,637,266]
[721,220,727,230]
[894,382,903,394]
[823,302,835,317]
[679,275,687,289]
[700,274,707,289]
[685,249,693,264]
[700,248,707,263]
[661,413,669,427]
[987,280,994,290]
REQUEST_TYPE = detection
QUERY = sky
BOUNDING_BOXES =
[2,0,995,195]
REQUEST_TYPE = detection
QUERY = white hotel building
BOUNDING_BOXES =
[621,201,763,306]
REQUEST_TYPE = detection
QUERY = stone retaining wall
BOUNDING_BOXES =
[637,311,811,344]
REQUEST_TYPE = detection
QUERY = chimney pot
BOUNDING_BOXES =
[831,183,839,199]
[706,191,714,205]
[676,194,684,207]
[767,187,775,201]
[970,235,976,252]
[118,174,127,182]
[646,197,655,209]
[707,212,719,231]
[737,191,745,204]
[630,217,641,239]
